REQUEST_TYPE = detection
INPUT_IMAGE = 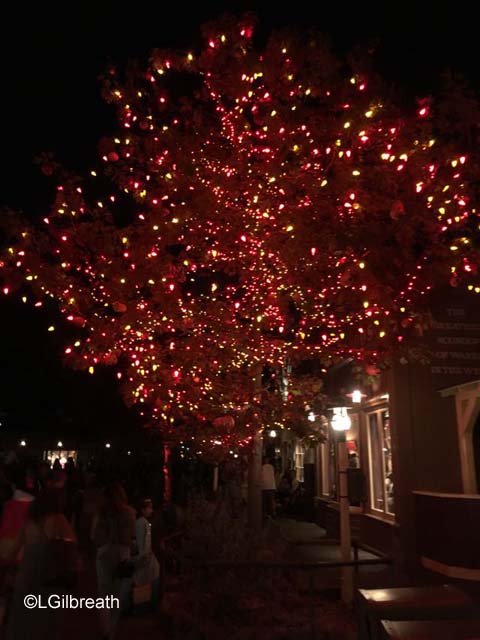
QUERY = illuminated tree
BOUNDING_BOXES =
[1,15,479,455]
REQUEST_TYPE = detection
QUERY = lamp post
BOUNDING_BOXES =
[331,406,353,604]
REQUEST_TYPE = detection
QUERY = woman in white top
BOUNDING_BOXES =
[133,498,160,610]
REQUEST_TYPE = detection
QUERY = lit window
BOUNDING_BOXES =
[321,439,330,496]
[367,409,394,516]
[294,442,305,483]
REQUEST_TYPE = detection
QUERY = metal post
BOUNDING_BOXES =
[248,430,263,531]
[338,432,353,603]
[248,369,264,531]
[309,572,315,640]
[213,463,219,493]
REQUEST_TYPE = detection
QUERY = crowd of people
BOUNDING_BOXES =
[261,457,304,518]
[0,450,306,639]
[0,454,173,640]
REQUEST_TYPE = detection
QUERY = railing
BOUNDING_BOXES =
[159,528,186,546]
[186,548,392,640]
[160,525,393,639]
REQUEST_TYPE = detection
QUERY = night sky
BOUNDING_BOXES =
[0,1,477,440]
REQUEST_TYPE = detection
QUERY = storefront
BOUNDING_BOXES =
[315,386,396,555]
[44,448,78,467]
[315,289,480,572]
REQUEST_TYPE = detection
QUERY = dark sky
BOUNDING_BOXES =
[0,0,477,439]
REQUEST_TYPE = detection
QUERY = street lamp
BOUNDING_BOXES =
[347,389,366,404]
[351,389,363,404]
[331,406,353,603]
[331,407,351,431]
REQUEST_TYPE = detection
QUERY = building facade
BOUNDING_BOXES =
[315,289,480,578]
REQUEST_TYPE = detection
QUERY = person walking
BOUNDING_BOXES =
[6,488,78,640]
[94,483,135,640]
[132,497,160,612]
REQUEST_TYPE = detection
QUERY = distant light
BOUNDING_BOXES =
[20,440,26,447]
[57,441,63,448]
[105,443,111,449]
[127,451,131,456]
[307,411,316,422]
[269,429,277,438]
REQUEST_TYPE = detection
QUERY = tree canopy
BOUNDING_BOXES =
[1,15,479,453]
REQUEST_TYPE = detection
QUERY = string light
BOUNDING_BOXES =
[0,17,478,455]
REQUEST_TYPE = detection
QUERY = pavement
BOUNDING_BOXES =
[6,516,468,639]
[271,517,401,592]
[63,518,365,638]
[271,517,480,601]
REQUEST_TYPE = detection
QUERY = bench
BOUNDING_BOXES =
[357,585,476,640]
[381,619,480,639]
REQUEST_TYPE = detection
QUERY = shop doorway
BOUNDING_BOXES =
[44,449,78,468]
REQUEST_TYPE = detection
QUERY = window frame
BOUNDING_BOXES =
[294,441,305,483]
[365,403,395,521]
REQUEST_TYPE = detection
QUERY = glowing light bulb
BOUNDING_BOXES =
[351,390,362,403]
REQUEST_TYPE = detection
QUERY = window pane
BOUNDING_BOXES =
[295,443,304,483]
[321,441,330,496]
[347,414,360,468]
[368,413,385,511]
[329,438,337,499]
[381,410,394,514]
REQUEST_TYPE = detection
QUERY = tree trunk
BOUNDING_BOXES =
[247,430,263,531]
[213,464,219,493]
[163,444,171,503]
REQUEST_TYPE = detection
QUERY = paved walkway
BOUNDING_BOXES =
[65,519,363,637]
[6,516,455,639]
[53,561,167,640]
[272,517,398,591]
